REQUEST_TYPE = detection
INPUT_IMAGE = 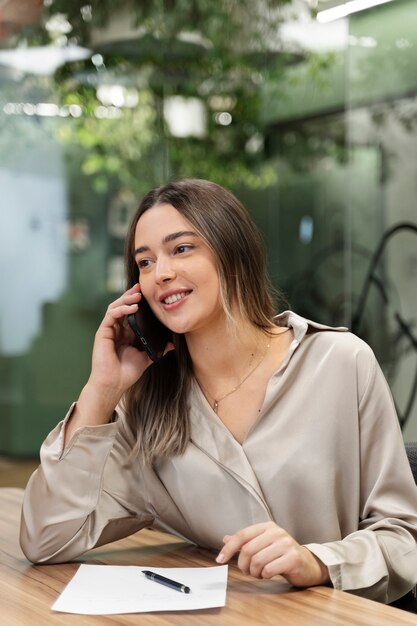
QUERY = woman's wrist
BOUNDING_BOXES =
[64,382,122,445]
[306,549,330,586]
[84,378,124,411]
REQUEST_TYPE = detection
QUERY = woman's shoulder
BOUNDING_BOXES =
[279,310,376,363]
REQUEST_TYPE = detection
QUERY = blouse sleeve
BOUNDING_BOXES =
[305,350,417,603]
[20,404,156,564]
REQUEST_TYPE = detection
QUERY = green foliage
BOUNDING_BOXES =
[39,0,292,48]
[17,0,311,197]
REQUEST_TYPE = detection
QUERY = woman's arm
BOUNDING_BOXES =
[305,355,417,603]
[217,347,417,603]
[20,407,155,564]
[20,284,157,563]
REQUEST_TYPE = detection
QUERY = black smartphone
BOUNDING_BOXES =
[127,297,172,362]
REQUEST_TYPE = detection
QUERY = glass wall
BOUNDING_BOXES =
[347,0,417,439]
[262,0,417,439]
[1,0,416,456]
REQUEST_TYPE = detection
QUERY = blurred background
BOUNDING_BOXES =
[1,0,416,485]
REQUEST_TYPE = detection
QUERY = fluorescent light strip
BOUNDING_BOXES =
[317,0,393,23]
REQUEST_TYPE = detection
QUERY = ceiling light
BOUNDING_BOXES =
[317,0,393,23]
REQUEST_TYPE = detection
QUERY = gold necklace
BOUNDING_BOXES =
[198,341,271,414]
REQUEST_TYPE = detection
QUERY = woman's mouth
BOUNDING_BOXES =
[162,290,192,305]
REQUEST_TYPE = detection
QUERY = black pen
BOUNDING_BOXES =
[142,570,191,594]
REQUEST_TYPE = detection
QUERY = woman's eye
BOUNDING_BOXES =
[175,244,193,254]
[137,259,152,269]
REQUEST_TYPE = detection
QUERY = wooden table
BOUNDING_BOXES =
[1,488,417,625]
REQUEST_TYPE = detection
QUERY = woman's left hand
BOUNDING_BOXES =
[215,521,329,588]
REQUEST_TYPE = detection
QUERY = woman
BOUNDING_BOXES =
[20,178,417,604]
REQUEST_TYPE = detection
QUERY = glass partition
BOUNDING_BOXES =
[0,0,416,455]
[347,0,417,439]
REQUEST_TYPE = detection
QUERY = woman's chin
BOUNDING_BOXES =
[167,321,192,335]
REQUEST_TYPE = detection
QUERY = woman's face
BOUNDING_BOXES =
[134,203,223,336]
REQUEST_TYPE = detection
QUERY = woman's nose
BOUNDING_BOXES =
[155,257,176,283]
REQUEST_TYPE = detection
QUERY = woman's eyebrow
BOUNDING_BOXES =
[134,231,197,255]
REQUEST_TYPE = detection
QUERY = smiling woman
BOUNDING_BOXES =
[20,178,417,609]
[133,205,221,335]
[122,179,279,462]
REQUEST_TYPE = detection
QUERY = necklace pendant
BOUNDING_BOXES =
[212,400,219,413]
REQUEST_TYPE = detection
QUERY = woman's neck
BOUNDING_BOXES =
[186,318,270,384]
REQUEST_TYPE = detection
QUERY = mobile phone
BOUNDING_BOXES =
[127,297,172,362]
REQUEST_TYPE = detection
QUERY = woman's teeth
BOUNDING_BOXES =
[163,292,189,305]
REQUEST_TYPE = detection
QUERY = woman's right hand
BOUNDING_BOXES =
[65,284,156,443]
[89,283,153,397]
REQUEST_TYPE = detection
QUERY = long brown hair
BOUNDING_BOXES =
[124,178,280,464]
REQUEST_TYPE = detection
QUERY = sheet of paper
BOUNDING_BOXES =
[52,564,228,614]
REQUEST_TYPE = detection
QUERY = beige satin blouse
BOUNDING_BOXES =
[20,312,417,603]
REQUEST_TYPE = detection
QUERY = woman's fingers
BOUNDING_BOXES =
[216,522,329,587]
[217,523,286,574]
[216,523,272,564]
[101,302,138,330]
[99,286,141,334]
[238,531,290,578]
[107,283,141,311]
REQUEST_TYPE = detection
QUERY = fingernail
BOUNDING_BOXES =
[216,553,225,563]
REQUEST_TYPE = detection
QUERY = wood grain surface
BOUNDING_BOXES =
[1,488,417,625]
